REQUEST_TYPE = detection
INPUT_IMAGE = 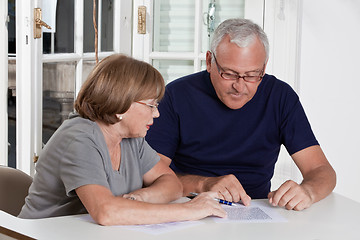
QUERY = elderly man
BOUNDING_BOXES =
[146,18,336,211]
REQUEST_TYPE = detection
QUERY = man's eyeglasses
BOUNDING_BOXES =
[212,52,264,83]
[136,101,159,112]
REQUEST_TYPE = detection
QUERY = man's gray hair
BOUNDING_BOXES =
[210,18,269,61]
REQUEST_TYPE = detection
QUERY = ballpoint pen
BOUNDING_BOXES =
[189,192,238,206]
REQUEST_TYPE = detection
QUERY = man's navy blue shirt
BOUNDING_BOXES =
[146,71,318,199]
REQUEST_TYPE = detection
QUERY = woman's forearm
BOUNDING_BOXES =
[97,192,225,226]
[126,173,183,203]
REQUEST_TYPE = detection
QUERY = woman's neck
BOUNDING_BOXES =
[96,121,122,171]
[96,121,122,148]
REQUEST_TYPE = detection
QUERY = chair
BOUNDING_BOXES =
[0,166,33,216]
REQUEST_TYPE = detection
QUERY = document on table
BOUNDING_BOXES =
[114,221,203,235]
[212,200,287,223]
[77,198,286,235]
[77,213,203,235]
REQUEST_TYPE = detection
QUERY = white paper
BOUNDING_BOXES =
[114,221,203,235]
[77,214,203,235]
[213,200,287,223]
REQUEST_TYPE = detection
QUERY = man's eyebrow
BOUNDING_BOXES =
[244,69,263,74]
[223,67,262,75]
[219,60,263,74]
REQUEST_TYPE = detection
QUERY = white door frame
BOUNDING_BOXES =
[16,0,43,175]
[264,0,303,91]
[132,0,151,61]
[0,0,8,166]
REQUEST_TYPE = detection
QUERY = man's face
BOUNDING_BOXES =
[206,35,267,110]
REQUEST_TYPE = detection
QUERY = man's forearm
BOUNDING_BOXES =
[177,174,207,196]
[301,165,336,203]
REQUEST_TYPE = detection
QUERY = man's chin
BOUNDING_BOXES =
[222,97,249,110]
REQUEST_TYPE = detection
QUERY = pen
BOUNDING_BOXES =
[189,192,238,206]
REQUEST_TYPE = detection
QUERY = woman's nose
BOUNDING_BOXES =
[152,108,160,118]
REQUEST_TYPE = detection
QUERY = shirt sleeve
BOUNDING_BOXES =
[59,134,110,197]
[138,138,161,175]
[146,88,180,159]
[280,88,319,155]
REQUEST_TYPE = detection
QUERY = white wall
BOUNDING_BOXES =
[299,0,360,202]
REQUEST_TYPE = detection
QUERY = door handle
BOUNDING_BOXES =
[138,6,146,34]
[34,8,52,39]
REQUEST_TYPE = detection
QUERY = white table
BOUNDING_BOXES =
[1,193,359,240]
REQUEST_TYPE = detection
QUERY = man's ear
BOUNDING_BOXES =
[206,51,213,73]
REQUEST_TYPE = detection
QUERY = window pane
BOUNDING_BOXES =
[84,0,98,53]
[42,60,98,144]
[43,62,76,144]
[101,0,114,51]
[152,60,194,84]
[82,60,97,83]
[84,0,114,53]
[153,0,195,52]
[8,59,16,167]
[43,0,75,54]
[201,0,245,53]
[8,0,15,54]
[201,60,207,71]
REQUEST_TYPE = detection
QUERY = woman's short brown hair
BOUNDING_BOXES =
[74,54,165,125]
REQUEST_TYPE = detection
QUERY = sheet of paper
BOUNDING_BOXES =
[115,221,203,235]
[77,214,203,235]
[212,200,287,223]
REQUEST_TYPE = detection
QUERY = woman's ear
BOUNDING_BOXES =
[116,114,123,121]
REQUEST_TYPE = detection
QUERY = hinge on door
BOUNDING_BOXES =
[33,155,39,163]
[137,6,146,34]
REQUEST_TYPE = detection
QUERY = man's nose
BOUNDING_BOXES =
[232,78,246,92]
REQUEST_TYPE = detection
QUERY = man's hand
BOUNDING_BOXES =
[268,180,313,211]
[202,174,251,206]
[268,145,336,211]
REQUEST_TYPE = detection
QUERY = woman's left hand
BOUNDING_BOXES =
[122,190,146,202]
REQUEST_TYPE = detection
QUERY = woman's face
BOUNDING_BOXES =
[119,99,160,138]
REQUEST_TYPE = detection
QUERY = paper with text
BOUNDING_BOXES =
[213,200,287,223]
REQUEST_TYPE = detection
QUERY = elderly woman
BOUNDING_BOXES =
[18,54,226,225]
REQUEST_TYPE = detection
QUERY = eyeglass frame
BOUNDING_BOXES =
[135,101,159,112]
[211,52,265,83]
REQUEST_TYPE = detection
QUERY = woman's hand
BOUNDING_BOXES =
[123,191,228,220]
[183,192,227,220]
[122,190,146,202]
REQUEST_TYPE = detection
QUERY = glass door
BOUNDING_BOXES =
[9,0,130,175]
